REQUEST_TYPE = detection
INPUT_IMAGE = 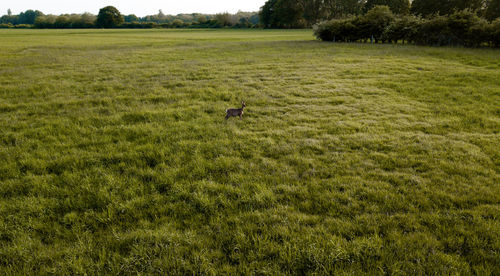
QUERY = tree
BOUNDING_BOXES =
[260,0,279,28]
[491,18,500,46]
[273,0,305,28]
[124,14,139,23]
[196,15,208,24]
[364,0,410,14]
[55,15,70,28]
[34,15,57,28]
[485,0,500,21]
[411,0,485,17]
[7,9,12,16]
[322,0,365,19]
[215,13,233,26]
[357,5,395,41]
[383,15,422,43]
[80,13,97,28]
[18,10,43,24]
[96,6,124,28]
[299,0,325,25]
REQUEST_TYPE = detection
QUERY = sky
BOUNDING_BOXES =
[1,0,267,16]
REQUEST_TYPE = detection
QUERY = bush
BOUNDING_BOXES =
[357,6,395,42]
[315,7,498,48]
[0,23,13,28]
[491,18,500,46]
[447,9,483,46]
[13,24,32,29]
[34,15,57,28]
[467,19,491,47]
[383,15,422,43]
[314,18,359,42]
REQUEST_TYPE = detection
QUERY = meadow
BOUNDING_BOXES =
[0,29,499,274]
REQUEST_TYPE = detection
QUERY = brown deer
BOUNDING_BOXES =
[225,101,246,120]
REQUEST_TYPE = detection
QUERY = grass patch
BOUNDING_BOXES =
[0,29,499,274]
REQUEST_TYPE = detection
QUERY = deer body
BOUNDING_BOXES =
[225,101,246,120]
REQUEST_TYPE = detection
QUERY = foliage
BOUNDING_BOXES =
[485,0,500,21]
[0,23,13,28]
[0,29,499,274]
[260,0,306,28]
[22,9,259,29]
[0,9,43,25]
[364,0,411,14]
[410,0,485,17]
[357,5,395,41]
[299,0,326,25]
[313,17,359,41]
[34,13,96,29]
[124,14,139,23]
[96,6,124,28]
[261,0,366,27]
[491,17,500,45]
[315,7,499,47]
[323,0,366,19]
[382,15,422,43]
[259,0,498,28]
[18,10,44,24]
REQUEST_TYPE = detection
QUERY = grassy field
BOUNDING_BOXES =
[0,29,499,274]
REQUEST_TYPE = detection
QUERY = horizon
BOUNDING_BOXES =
[1,0,265,17]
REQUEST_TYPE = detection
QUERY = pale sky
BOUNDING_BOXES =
[1,1,266,16]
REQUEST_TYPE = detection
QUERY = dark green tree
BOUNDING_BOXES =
[364,0,410,14]
[410,0,442,17]
[260,0,305,28]
[485,0,500,20]
[18,10,43,24]
[357,5,395,41]
[322,0,365,19]
[260,0,278,28]
[96,6,124,28]
[382,15,422,43]
[491,18,500,46]
[274,0,305,28]
[124,14,139,22]
[411,0,485,17]
[299,0,325,25]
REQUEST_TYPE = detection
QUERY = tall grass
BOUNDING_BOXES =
[0,29,499,274]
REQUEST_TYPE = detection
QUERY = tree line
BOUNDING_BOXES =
[314,6,500,47]
[260,0,500,28]
[0,6,259,29]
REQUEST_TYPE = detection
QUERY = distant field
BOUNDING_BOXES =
[0,29,499,274]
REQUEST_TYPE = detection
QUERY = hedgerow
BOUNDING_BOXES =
[314,6,500,47]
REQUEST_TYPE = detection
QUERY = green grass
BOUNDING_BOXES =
[0,28,499,274]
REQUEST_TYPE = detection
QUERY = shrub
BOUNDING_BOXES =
[34,15,57,28]
[467,19,491,47]
[364,0,411,15]
[490,18,500,46]
[315,9,498,47]
[383,15,422,43]
[357,6,395,42]
[447,9,483,46]
[13,24,32,29]
[314,18,359,42]
[414,15,451,46]
[55,16,70,28]
[0,23,14,28]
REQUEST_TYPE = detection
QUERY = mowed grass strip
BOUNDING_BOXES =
[0,29,499,274]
